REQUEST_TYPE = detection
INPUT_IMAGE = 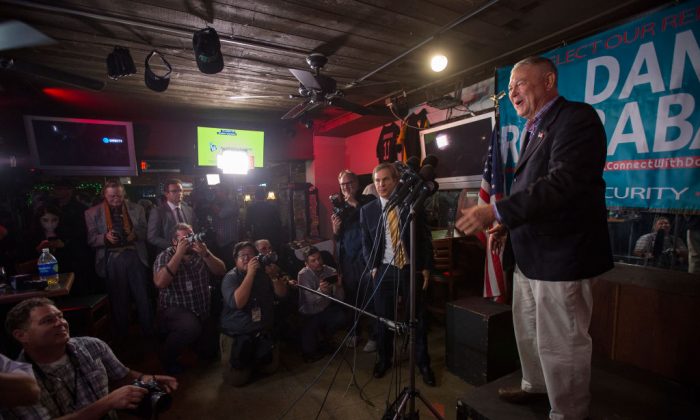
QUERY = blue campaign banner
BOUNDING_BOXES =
[497,0,700,211]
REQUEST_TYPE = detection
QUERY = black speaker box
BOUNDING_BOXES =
[446,297,520,385]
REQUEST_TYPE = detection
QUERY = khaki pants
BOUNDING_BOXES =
[220,333,279,386]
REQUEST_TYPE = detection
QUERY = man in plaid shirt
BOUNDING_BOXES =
[153,222,226,374]
[3,298,177,419]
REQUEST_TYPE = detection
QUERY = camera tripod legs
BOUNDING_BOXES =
[383,386,444,420]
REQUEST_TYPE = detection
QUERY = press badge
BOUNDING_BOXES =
[185,281,193,292]
[251,305,262,322]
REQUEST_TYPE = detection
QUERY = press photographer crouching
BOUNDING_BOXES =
[220,241,288,386]
[2,298,177,419]
[153,223,227,374]
[297,246,347,363]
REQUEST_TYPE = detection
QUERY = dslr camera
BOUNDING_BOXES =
[185,231,206,243]
[330,194,351,220]
[130,378,172,419]
[257,251,278,267]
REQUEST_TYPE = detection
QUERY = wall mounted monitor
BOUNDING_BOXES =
[196,126,264,169]
[420,111,495,190]
[24,115,137,176]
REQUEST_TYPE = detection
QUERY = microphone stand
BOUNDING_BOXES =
[293,282,407,334]
[384,199,443,420]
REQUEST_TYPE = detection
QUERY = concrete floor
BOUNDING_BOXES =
[120,324,476,420]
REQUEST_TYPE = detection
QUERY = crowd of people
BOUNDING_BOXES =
[2,55,698,420]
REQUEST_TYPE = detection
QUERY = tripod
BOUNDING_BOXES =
[382,203,444,420]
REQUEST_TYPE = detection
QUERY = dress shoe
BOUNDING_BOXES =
[373,361,391,378]
[418,365,436,386]
[497,387,548,404]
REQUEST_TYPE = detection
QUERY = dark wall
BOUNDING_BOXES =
[0,89,314,172]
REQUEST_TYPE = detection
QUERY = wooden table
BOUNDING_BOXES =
[0,272,75,305]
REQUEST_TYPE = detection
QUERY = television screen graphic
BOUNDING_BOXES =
[197,126,264,168]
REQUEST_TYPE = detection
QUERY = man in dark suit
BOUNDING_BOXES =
[148,179,197,253]
[85,181,154,340]
[457,56,613,420]
[360,162,435,386]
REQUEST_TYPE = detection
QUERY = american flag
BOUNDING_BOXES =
[476,126,506,303]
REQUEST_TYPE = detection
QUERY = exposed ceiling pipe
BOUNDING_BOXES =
[4,0,310,57]
[366,0,651,107]
[345,0,499,89]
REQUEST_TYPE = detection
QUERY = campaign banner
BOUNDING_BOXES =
[497,0,700,211]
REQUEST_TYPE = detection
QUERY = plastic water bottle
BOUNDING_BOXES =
[38,248,59,289]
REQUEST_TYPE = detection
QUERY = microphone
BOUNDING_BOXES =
[387,170,421,209]
[412,179,439,209]
[421,154,439,169]
[406,156,420,172]
[394,165,435,209]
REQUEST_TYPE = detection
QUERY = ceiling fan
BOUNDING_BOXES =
[280,52,386,120]
[0,20,105,91]
[231,51,396,120]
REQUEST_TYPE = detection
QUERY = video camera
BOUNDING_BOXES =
[130,378,172,419]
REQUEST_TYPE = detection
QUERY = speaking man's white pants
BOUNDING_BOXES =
[512,266,593,420]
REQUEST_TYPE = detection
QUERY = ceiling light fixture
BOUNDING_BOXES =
[430,53,448,72]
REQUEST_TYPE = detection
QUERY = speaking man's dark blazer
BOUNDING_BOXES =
[497,97,613,281]
[147,202,197,251]
[360,198,432,271]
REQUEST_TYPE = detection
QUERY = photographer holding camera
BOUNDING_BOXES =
[3,298,177,419]
[331,170,376,351]
[297,246,347,362]
[153,223,226,374]
[220,241,288,386]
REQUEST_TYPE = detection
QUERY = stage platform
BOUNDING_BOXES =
[456,365,699,420]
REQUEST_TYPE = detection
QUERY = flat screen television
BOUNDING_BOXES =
[24,115,137,176]
[196,126,264,169]
[420,111,494,190]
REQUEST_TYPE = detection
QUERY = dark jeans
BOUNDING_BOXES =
[300,304,347,355]
[157,306,217,366]
[105,249,154,338]
[373,264,430,368]
[341,257,375,340]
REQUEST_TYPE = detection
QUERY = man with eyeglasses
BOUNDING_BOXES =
[219,241,288,386]
[2,298,177,420]
[85,181,153,341]
[331,170,376,351]
[148,179,198,252]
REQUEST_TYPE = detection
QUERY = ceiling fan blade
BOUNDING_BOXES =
[312,34,350,57]
[228,95,290,100]
[344,80,402,95]
[1,58,105,91]
[289,68,321,90]
[281,99,321,120]
[0,21,56,51]
[328,97,375,116]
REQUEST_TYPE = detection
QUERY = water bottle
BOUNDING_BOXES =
[38,248,59,289]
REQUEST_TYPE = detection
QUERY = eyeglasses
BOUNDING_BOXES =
[237,253,255,261]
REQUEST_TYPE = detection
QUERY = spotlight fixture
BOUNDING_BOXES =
[267,191,276,200]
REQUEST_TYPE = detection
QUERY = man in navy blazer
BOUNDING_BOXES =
[457,56,613,420]
[360,162,435,386]
[148,179,197,253]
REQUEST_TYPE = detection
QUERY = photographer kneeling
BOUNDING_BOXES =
[3,298,177,419]
[297,246,347,363]
[153,223,227,374]
[220,242,288,386]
